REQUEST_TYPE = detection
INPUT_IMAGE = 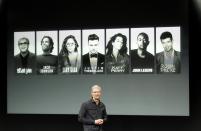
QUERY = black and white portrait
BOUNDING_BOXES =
[59,30,81,74]
[130,27,155,73]
[14,31,36,74]
[36,31,58,74]
[82,29,105,74]
[106,28,130,74]
[156,27,181,73]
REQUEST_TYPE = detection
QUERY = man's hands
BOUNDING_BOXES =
[95,119,104,125]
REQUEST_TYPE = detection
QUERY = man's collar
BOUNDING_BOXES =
[164,49,174,57]
[91,98,101,104]
[20,51,29,58]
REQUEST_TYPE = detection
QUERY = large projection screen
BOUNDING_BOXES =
[7,0,189,116]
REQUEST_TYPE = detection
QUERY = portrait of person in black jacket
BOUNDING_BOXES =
[82,34,105,74]
[156,31,181,73]
[15,37,36,74]
[78,85,107,131]
[130,32,154,73]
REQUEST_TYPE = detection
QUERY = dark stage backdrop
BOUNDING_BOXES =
[6,0,189,116]
[3,0,201,131]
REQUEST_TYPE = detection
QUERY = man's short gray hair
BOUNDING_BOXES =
[91,85,102,92]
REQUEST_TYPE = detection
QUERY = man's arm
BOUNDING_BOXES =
[78,103,95,125]
[102,105,108,123]
[96,104,107,125]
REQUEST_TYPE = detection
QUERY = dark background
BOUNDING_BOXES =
[1,0,201,130]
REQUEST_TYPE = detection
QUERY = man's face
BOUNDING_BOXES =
[91,87,101,101]
[18,39,29,53]
[161,38,173,52]
[112,36,123,50]
[66,38,76,53]
[137,35,149,50]
[88,40,99,54]
[41,37,51,52]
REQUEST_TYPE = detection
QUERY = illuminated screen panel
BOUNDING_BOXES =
[7,0,189,116]
[7,26,189,115]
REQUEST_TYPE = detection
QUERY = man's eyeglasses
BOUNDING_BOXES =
[19,42,29,45]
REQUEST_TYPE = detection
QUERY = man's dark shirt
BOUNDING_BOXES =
[131,49,154,69]
[15,51,36,69]
[78,99,107,131]
[36,54,58,74]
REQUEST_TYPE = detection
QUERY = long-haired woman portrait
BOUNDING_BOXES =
[59,35,81,73]
[106,33,129,74]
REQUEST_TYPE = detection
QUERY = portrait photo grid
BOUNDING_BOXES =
[14,26,181,75]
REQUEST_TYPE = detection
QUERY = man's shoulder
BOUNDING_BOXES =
[100,101,106,107]
[15,53,21,58]
[146,51,154,57]
[82,100,92,106]
[51,54,58,59]
[174,50,181,60]
[156,51,164,56]
[98,53,104,56]
[130,49,137,53]
[29,52,36,57]
[98,53,105,59]
[82,53,89,58]
[130,49,137,57]
[174,50,180,55]
[82,53,90,63]
[83,99,91,104]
